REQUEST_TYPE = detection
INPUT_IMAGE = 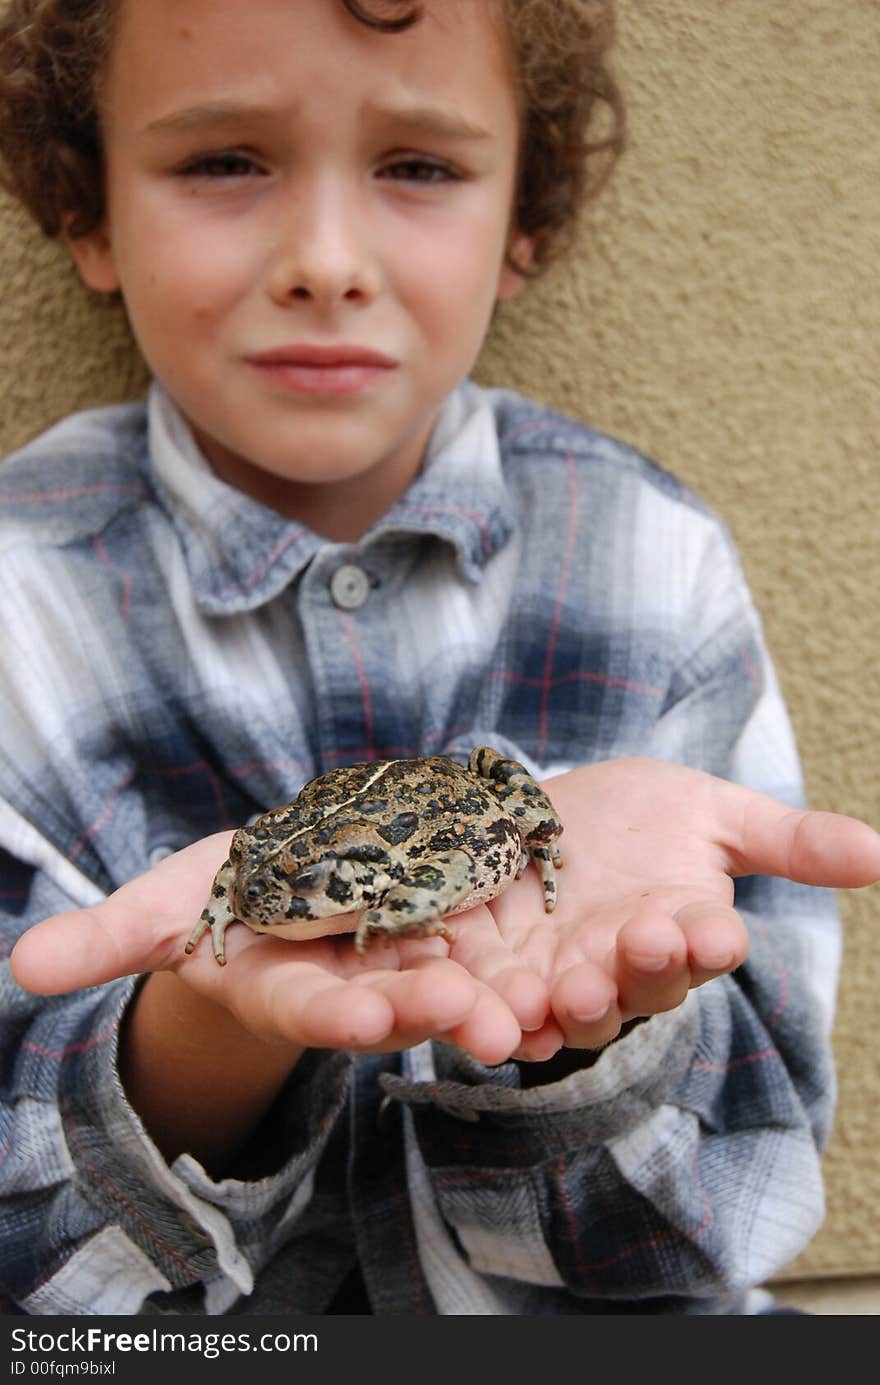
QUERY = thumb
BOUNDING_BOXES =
[10,905,158,995]
[10,831,233,995]
[725,795,880,888]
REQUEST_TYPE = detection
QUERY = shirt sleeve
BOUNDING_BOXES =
[0,839,351,1316]
[381,518,840,1305]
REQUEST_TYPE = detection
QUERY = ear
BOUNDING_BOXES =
[496,230,535,302]
[63,218,122,294]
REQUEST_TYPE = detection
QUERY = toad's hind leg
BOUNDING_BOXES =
[469,747,563,912]
[355,849,476,954]
[468,747,561,841]
[528,843,563,912]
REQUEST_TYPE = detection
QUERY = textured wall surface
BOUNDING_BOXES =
[0,1,877,1278]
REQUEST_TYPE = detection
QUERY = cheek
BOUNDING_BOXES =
[120,253,240,384]
[116,209,249,334]
[145,250,230,319]
[398,221,508,341]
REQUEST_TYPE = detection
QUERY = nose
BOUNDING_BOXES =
[266,175,381,309]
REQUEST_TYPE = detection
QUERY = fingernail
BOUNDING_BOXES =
[629,953,669,972]
[571,1000,610,1023]
[702,952,734,970]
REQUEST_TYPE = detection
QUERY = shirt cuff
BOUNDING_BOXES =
[57,975,350,1298]
[379,992,699,1151]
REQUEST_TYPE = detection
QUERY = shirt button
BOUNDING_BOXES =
[330,564,370,610]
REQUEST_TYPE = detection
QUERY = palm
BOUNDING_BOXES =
[11,757,880,1064]
[444,760,749,1056]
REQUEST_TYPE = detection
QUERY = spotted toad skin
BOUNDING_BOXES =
[185,747,563,964]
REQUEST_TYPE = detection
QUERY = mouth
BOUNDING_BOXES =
[246,343,397,396]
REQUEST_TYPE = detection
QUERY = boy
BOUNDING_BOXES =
[0,0,878,1316]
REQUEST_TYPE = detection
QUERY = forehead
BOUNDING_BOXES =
[103,0,517,132]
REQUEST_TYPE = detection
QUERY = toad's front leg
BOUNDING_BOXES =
[354,849,477,953]
[185,859,238,965]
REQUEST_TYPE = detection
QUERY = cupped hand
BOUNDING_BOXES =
[10,757,880,1067]
[457,757,880,1059]
[9,832,523,1065]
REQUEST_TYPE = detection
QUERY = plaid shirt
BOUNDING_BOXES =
[0,381,840,1315]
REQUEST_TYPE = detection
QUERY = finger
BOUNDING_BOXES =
[510,1018,566,1064]
[280,956,518,1064]
[548,960,621,1050]
[721,791,880,888]
[447,908,550,1033]
[216,944,480,1051]
[348,957,480,1043]
[10,833,234,995]
[673,900,750,987]
[441,985,523,1066]
[614,907,691,1019]
[194,942,398,1049]
[11,903,175,995]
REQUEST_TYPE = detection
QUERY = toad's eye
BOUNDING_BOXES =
[244,878,269,903]
[291,866,323,892]
[179,151,264,180]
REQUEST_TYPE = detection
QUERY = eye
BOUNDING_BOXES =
[378,157,459,185]
[291,866,322,892]
[244,878,269,903]
[178,150,265,181]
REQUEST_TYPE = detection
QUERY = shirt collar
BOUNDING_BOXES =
[147,380,515,615]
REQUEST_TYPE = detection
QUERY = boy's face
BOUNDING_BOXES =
[70,0,529,538]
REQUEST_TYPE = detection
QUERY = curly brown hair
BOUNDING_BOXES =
[0,0,624,271]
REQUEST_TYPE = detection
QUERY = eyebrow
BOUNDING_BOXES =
[364,101,493,142]
[143,98,493,143]
[143,101,277,137]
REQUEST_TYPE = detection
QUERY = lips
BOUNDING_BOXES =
[246,343,397,395]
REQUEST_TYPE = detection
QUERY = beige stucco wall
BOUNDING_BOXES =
[487,0,880,1281]
[1,0,877,1278]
